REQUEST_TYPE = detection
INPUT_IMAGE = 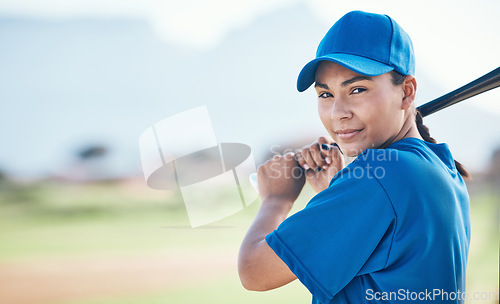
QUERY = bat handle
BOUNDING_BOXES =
[249,143,340,193]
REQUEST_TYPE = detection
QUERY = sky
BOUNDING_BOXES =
[0,0,498,113]
[0,0,499,178]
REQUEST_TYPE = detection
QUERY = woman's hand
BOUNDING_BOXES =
[257,152,306,204]
[296,136,344,193]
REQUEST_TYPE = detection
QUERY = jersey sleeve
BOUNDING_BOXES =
[265,165,396,303]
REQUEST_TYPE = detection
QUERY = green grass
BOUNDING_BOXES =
[64,274,311,304]
[0,180,497,304]
[465,190,499,301]
[0,180,314,261]
[0,181,189,260]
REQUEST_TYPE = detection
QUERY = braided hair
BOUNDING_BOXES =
[390,71,471,180]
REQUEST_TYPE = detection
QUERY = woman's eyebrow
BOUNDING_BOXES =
[315,76,372,90]
[314,82,330,90]
[341,76,372,87]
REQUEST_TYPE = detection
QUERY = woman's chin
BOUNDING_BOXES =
[341,146,364,158]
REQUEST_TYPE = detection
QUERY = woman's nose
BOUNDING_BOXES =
[330,98,352,121]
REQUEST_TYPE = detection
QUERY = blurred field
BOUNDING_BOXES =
[0,179,498,304]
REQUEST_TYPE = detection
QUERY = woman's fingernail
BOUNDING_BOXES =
[321,144,330,151]
[332,143,344,155]
[325,157,331,164]
[322,165,328,170]
[303,164,310,170]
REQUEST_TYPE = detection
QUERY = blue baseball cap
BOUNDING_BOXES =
[297,11,415,92]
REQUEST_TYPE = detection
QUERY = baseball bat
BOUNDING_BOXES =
[249,66,500,193]
[417,67,500,117]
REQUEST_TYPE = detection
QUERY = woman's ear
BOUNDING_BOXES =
[401,75,417,110]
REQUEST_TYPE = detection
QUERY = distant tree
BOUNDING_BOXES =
[77,146,108,160]
[71,144,110,182]
[488,146,500,184]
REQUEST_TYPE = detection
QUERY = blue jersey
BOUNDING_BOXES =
[265,138,470,303]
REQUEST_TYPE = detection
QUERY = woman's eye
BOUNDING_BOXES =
[318,92,333,99]
[351,88,366,94]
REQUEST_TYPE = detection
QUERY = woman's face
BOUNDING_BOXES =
[315,61,407,157]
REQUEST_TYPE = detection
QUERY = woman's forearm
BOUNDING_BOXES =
[238,197,297,291]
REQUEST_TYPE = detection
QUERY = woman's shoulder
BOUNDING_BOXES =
[358,137,453,168]
[332,137,455,184]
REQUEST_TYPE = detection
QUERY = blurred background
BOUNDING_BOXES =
[0,0,498,303]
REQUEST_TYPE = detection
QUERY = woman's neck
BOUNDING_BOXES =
[378,114,422,149]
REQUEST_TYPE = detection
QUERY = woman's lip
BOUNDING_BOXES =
[336,129,363,141]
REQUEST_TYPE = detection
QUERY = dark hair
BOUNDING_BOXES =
[389,71,471,180]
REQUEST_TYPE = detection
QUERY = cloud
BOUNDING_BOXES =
[148,0,300,49]
[0,0,299,49]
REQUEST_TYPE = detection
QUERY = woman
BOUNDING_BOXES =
[238,11,471,304]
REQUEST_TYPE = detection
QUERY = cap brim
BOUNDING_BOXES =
[296,54,394,92]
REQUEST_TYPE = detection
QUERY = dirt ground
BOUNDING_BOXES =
[0,251,236,304]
